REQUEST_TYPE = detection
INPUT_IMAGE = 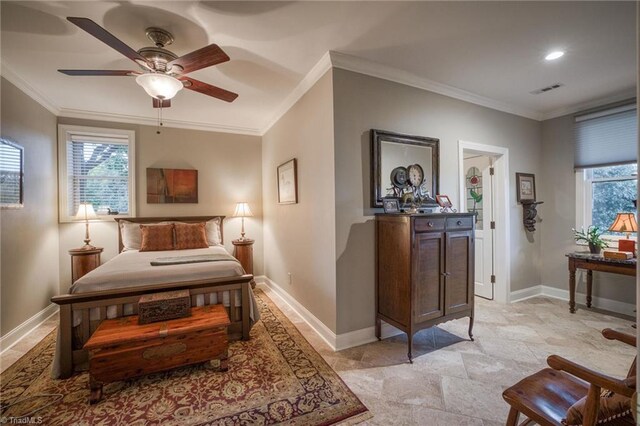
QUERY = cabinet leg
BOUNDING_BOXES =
[586,270,593,308]
[89,376,103,404]
[569,270,576,313]
[375,318,381,341]
[407,333,413,364]
[468,316,475,342]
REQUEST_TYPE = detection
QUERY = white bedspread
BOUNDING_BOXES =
[70,246,245,293]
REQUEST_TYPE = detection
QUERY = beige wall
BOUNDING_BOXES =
[332,69,543,334]
[1,78,59,336]
[262,71,337,332]
[540,115,635,305]
[56,117,263,293]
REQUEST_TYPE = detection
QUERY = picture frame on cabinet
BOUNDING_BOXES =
[382,198,400,213]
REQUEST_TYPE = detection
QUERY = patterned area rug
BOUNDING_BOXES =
[0,289,370,425]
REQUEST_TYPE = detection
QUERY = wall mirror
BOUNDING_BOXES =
[371,129,439,208]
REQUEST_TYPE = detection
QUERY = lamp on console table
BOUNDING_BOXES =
[233,202,253,241]
[608,212,637,253]
[75,203,98,249]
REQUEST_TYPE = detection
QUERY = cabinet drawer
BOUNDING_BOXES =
[446,216,473,230]
[415,217,446,232]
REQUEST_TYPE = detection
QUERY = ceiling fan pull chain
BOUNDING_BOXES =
[157,102,162,134]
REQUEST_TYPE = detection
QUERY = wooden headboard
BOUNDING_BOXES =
[114,216,225,253]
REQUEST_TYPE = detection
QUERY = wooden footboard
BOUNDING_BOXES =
[51,274,253,379]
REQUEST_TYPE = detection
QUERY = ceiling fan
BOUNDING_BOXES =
[58,17,238,109]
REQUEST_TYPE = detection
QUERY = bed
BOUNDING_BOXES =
[51,216,257,379]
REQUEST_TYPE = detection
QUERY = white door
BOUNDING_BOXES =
[463,156,495,299]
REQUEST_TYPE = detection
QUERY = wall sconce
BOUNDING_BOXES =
[522,200,543,232]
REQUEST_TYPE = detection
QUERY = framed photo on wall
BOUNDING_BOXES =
[277,158,298,204]
[516,172,536,203]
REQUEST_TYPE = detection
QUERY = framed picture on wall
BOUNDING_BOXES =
[0,138,24,209]
[516,172,536,203]
[147,168,198,203]
[277,158,298,204]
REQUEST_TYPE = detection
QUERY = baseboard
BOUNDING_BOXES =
[509,284,636,316]
[540,285,636,316]
[509,285,542,303]
[256,275,403,351]
[0,303,59,353]
[257,276,338,350]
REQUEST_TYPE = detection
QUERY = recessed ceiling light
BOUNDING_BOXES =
[545,51,565,61]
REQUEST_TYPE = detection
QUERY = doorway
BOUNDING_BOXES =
[463,154,495,299]
[458,141,510,303]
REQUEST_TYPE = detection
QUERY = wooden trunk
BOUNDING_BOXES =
[84,305,230,403]
[375,213,475,362]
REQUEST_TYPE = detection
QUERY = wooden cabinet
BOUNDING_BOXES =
[375,213,475,362]
[69,247,103,283]
[232,239,256,289]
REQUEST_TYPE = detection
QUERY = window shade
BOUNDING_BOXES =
[574,104,637,169]
[0,141,23,206]
[66,137,129,217]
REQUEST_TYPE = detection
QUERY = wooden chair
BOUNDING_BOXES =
[502,328,636,426]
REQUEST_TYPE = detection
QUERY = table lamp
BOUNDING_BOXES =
[233,202,253,241]
[608,212,637,253]
[76,203,97,249]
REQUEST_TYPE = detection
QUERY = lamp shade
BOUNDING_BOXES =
[135,73,183,100]
[608,213,638,234]
[75,203,97,221]
[233,202,253,218]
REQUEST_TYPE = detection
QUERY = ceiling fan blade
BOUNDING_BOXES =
[168,44,230,75]
[152,98,171,108]
[58,69,140,76]
[67,17,150,69]
[180,77,238,103]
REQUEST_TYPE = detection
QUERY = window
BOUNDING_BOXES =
[0,139,24,208]
[58,125,135,222]
[577,164,637,239]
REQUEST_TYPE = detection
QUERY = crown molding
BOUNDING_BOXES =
[540,89,637,121]
[58,108,262,136]
[1,63,61,116]
[260,51,332,135]
[328,51,544,121]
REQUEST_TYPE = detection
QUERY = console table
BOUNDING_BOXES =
[566,252,636,313]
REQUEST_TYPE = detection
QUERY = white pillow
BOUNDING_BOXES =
[205,217,222,246]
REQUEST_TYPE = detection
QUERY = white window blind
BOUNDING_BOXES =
[0,140,24,206]
[58,125,135,222]
[574,103,637,169]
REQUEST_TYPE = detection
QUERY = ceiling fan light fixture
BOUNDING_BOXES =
[135,73,183,100]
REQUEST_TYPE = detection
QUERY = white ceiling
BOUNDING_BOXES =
[1,1,636,135]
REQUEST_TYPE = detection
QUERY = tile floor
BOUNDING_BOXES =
[0,290,635,426]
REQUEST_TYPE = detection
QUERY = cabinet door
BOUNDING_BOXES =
[444,230,474,315]
[413,232,445,323]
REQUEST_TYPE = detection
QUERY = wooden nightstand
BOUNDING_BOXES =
[69,247,103,283]
[232,239,256,289]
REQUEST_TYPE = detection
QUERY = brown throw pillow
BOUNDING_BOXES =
[563,390,635,426]
[140,224,175,251]
[175,222,209,250]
